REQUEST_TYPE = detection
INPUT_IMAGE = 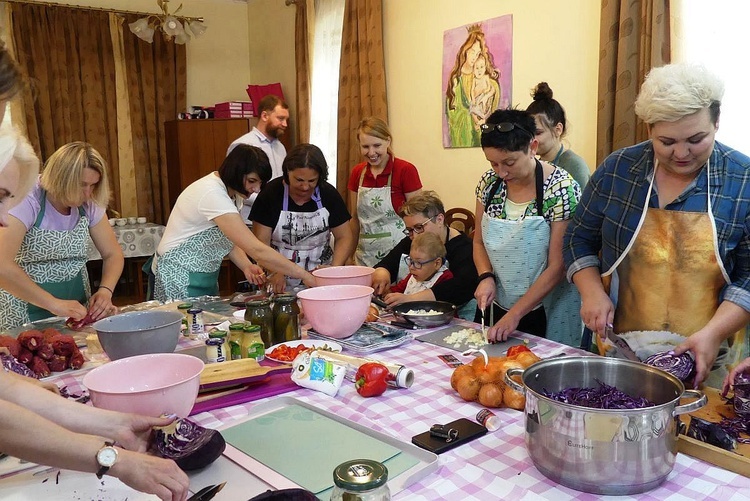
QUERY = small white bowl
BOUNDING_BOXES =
[127,217,137,225]
[108,218,116,227]
[115,218,127,226]
[137,217,147,224]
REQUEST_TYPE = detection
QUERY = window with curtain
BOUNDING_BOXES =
[308,0,344,187]
[674,0,750,154]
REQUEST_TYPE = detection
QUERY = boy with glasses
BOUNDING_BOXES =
[384,232,453,305]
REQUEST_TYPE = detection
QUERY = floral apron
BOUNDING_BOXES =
[354,168,405,267]
[0,190,90,328]
[272,184,332,289]
[153,226,234,302]
[481,160,583,345]
[601,159,745,388]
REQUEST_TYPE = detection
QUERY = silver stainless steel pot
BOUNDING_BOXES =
[504,356,706,495]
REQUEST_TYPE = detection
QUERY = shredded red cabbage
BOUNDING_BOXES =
[644,351,696,381]
[541,379,654,409]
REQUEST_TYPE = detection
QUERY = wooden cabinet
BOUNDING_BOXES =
[164,118,251,211]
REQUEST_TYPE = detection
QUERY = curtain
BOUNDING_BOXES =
[294,0,311,144]
[121,14,186,225]
[335,0,386,210]
[10,2,121,210]
[596,0,670,164]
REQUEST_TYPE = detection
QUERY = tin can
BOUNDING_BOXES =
[245,299,274,348]
[242,324,265,361]
[187,308,204,337]
[228,323,246,360]
[331,459,390,501]
[272,294,300,344]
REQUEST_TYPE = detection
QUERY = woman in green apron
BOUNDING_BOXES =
[347,117,422,267]
[474,109,582,346]
[251,143,355,293]
[0,142,123,329]
[153,145,316,302]
[564,62,750,388]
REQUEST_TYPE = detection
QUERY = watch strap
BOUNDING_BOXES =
[96,441,115,479]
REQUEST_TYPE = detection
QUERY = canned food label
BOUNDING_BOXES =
[245,342,265,362]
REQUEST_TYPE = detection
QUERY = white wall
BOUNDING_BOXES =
[382,0,601,211]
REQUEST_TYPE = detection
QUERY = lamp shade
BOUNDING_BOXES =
[129,18,155,43]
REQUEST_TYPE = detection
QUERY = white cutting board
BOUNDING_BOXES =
[416,323,536,356]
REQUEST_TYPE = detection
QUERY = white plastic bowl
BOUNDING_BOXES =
[312,266,375,287]
[82,353,204,417]
[297,285,374,339]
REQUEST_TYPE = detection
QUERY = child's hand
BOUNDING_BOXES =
[384,292,407,307]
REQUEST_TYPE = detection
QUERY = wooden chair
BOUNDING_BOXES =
[445,207,475,236]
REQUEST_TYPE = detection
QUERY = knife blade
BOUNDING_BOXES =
[605,324,640,361]
[188,482,226,501]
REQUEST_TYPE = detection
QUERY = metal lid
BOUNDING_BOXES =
[229,323,246,330]
[243,324,261,332]
[205,338,223,346]
[246,299,271,307]
[274,293,296,303]
[208,330,228,339]
[186,308,203,314]
[332,459,388,492]
[177,303,193,310]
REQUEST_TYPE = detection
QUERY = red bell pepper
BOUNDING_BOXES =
[355,362,392,397]
[506,345,532,358]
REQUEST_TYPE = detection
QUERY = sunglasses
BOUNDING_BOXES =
[479,122,535,139]
[403,255,438,270]
[402,215,437,236]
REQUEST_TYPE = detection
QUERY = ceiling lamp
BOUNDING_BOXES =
[128,0,206,44]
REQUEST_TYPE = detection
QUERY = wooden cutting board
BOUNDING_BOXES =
[199,358,290,391]
[677,386,750,476]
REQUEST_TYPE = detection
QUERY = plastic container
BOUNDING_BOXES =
[272,294,300,344]
[331,459,390,501]
[476,409,500,432]
[245,299,274,348]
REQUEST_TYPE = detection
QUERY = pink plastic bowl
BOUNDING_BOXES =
[297,285,374,339]
[82,353,204,417]
[312,266,375,287]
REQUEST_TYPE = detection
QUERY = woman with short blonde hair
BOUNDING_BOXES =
[0,141,123,328]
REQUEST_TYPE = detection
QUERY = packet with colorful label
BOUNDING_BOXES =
[290,349,346,397]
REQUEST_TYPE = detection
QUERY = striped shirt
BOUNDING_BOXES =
[563,140,750,312]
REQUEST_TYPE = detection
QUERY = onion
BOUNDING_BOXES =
[644,351,695,382]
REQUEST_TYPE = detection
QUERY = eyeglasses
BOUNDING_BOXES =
[480,122,535,139]
[402,215,437,236]
[403,255,438,269]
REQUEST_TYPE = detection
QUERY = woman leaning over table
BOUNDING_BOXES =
[153,145,316,302]
[563,62,750,388]
[371,190,478,320]
[251,143,355,293]
[348,117,422,267]
[474,108,582,346]
[0,141,123,329]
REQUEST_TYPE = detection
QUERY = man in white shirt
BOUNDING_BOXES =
[227,94,289,220]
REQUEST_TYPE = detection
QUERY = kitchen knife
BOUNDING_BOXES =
[605,324,640,361]
[188,481,226,501]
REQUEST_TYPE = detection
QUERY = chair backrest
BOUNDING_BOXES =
[445,207,475,236]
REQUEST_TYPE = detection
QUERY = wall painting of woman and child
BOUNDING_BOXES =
[443,15,513,148]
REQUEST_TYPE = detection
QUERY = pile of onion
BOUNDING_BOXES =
[450,347,540,410]
[644,351,696,382]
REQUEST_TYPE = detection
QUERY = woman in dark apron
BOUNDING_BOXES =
[251,144,355,293]
[0,142,123,329]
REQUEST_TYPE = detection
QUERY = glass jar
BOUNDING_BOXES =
[187,307,204,338]
[241,324,265,361]
[273,294,300,344]
[177,302,193,321]
[245,299,274,348]
[208,330,229,362]
[228,323,246,360]
[331,459,390,501]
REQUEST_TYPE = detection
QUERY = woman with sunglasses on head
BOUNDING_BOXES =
[474,108,582,346]
[371,190,478,319]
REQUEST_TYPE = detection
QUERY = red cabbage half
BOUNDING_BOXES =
[151,417,225,471]
[644,351,695,382]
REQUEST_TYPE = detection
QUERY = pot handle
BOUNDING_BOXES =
[672,389,707,417]
[504,367,526,394]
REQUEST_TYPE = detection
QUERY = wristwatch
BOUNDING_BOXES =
[96,441,118,479]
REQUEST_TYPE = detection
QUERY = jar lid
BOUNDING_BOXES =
[229,323,246,330]
[275,294,296,303]
[332,459,388,492]
[187,308,203,314]
[177,303,193,310]
[243,324,261,332]
[246,299,271,307]
[208,330,228,339]
[205,338,223,346]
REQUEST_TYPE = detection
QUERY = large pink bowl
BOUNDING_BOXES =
[297,285,374,339]
[82,353,204,417]
[312,266,375,287]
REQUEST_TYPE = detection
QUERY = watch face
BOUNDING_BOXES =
[97,447,117,467]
